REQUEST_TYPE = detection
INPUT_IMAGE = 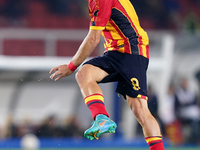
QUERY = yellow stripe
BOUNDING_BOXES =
[90,26,105,30]
[118,0,139,22]
[141,44,147,58]
[118,0,149,46]
[106,22,123,40]
[104,21,126,52]
[101,31,115,51]
[145,137,162,143]
[85,95,104,104]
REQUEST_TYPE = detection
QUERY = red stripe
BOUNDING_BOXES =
[110,40,118,48]
[86,99,104,106]
[102,30,114,51]
[147,140,162,145]
[84,93,103,100]
[141,95,147,100]
[145,136,162,140]
[109,20,126,40]
[138,36,143,55]
[103,29,113,39]
[109,20,131,54]
[109,7,132,53]
[109,20,131,53]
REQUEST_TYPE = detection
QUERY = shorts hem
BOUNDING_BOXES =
[137,94,148,100]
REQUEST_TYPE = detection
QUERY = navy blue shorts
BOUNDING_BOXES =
[83,51,149,99]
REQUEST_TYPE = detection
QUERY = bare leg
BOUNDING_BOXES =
[126,96,161,137]
[76,64,117,140]
[75,63,110,119]
[75,64,108,97]
[127,96,165,149]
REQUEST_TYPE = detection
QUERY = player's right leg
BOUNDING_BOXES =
[75,64,117,140]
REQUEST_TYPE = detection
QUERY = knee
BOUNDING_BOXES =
[75,69,91,85]
[75,70,84,84]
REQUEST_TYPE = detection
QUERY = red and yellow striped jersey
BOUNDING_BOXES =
[88,0,149,58]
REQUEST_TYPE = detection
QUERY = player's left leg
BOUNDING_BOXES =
[127,96,165,150]
[75,64,117,140]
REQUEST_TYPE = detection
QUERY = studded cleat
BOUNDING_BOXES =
[84,114,117,140]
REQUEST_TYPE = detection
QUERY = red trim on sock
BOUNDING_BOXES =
[86,99,104,106]
[84,93,104,99]
[145,136,162,140]
[145,136,165,150]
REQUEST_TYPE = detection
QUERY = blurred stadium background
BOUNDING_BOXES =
[0,0,200,149]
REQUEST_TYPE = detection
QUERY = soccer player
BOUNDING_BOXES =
[50,0,165,149]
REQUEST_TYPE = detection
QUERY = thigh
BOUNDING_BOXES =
[83,54,120,83]
[79,64,109,82]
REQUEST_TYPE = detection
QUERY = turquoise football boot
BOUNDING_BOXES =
[84,114,117,140]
